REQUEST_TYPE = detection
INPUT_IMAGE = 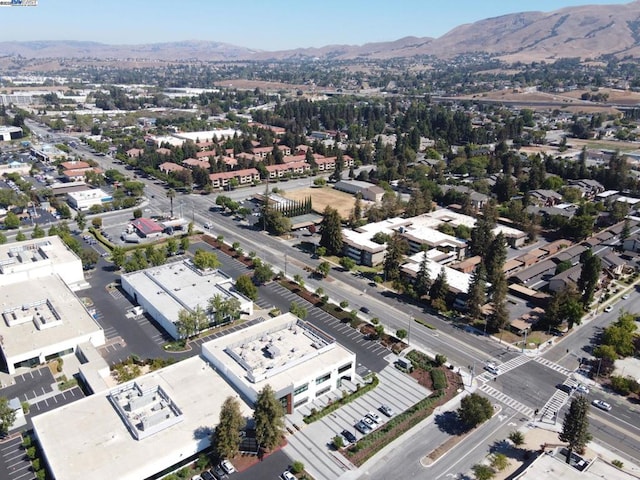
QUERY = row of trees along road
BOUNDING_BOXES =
[212,385,285,460]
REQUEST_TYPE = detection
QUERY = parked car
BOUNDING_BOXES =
[201,472,215,480]
[219,460,236,474]
[366,411,381,424]
[191,475,204,480]
[604,305,613,312]
[281,471,296,480]
[341,429,356,444]
[362,416,376,428]
[622,294,630,300]
[379,404,395,417]
[355,420,372,434]
[592,399,612,411]
[211,464,226,478]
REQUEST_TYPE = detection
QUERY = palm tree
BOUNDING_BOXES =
[167,188,176,217]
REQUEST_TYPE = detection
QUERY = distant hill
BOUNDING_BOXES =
[2,2,640,63]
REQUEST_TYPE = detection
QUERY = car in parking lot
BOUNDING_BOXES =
[211,465,226,478]
[201,471,215,480]
[604,305,613,312]
[219,460,235,474]
[362,415,376,429]
[191,475,203,480]
[281,471,296,480]
[379,404,395,417]
[592,399,612,411]
[355,420,372,434]
[366,411,380,424]
[341,429,356,444]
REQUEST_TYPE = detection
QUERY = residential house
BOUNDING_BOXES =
[569,179,605,199]
[159,162,187,174]
[529,189,563,207]
[265,161,310,179]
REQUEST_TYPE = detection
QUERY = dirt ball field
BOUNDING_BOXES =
[282,186,356,219]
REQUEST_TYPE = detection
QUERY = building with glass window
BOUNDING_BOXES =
[202,312,356,413]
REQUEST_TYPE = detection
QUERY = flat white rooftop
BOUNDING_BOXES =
[33,355,252,480]
[0,275,102,360]
[122,260,250,323]
[203,313,354,393]
[0,236,78,277]
[402,251,476,294]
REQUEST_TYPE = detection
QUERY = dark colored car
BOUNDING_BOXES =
[341,429,356,444]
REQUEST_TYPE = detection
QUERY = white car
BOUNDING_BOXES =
[484,363,500,375]
[220,460,236,474]
[575,384,590,394]
[592,399,612,411]
[604,305,613,313]
[366,411,381,424]
[281,472,296,480]
[622,294,630,300]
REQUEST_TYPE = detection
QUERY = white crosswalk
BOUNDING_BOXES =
[534,357,573,376]
[476,354,531,382]
[538,378,579,422]
[478,383,535,418]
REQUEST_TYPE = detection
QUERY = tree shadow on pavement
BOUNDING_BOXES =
[434,411,467,435]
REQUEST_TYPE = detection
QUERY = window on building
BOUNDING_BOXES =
[294,383,309,396]
[338,363,352,374]
[315,373,331,385]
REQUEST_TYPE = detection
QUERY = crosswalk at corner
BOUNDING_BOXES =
[533,357,573,376]
[478,383,535,418]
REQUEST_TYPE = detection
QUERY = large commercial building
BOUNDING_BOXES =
[202,313,356,414]
[121,259,253,339]
[66,188,113,211]
[32,355,253,480]
[0,275,104,374]
[0,236,86,290]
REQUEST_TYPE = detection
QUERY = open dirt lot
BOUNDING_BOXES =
[281,186,356,219]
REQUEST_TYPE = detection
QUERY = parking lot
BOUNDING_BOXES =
[283,364,432,480]
[0,435,34,480]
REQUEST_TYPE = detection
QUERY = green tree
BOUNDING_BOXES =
[15,230,26,241]
[212,396,245,460]
[488,269,509,332]
[472,464,496,480]
[0,396,16,435]
[180,236,190,252]
[469,218,494,258]
[414,253,432,299]
[111,246,126,269]
[253,263,275,285]
[235,275,258,301]
[80,248,99,269]
[132,208,143,219]
[577,249,601,308]
[167,188,176,217]
[467,264,487,320]
[383,233,408,282]
[509,430,525,446]
[319,206,343,256]
[457,393,493,429]
[31,223,45,239]
[92,217,103,229]
[491,453,509,471]
[316,261,331,278]
[339,256,356,271]
[166,238,178,256]
[486,232,506,287]
[176,306,208,339]
[430,269,449,305]
[0,232,6,244]
[544,284,583,329]
[4,212,20,229]
[559,396,592,461]
[193,249,221,270]
[253,385,285,451]
[75,212,87,232]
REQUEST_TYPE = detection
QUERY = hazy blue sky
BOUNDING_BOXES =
[0,0,631,50]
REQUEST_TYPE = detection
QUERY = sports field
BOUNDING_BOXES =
[282,186,356,219]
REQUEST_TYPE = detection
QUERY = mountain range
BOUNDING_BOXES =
[2,1,640,63]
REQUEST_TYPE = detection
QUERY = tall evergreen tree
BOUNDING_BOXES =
[383,233,408,282]
[486,232,507,287]
[469,218,494,258]
[212,396,245,460]
[319,206,343,256]
[430,269,450,304]
[253,385,285,451]
[559,396,592,462]
[414,252,432,299]
[488,270,509,332]
[467,264,487,320]
[577,249,601,308]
